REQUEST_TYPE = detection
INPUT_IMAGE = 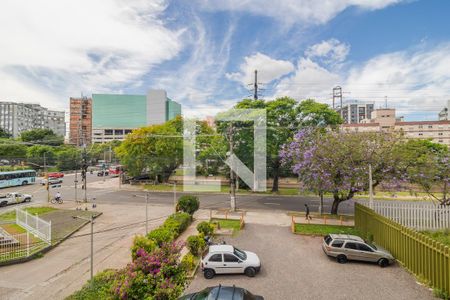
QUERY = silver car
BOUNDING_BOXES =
[322,234,395,267]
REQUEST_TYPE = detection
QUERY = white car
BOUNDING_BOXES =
[201,244,261,279]
[40,178,63,185]
[0,192,32,206]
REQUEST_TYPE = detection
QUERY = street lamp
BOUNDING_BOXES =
[72,215,94,281]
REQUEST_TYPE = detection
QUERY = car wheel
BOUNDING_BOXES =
[0,201,7,207]
[203,269,215,279]
[337,255,347,264]
[22,181,28,185]
[245,267,256,277]
[378,258,389,268]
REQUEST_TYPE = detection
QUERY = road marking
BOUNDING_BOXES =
[264,202,280,205]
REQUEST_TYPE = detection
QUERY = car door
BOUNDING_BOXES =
[356,243,378,262]
[343,242,359,260]
[223,253,243,274]
[204,253,224,274]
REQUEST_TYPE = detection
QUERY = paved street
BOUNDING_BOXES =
[186,224,434,300]
[0,202,173,300]
[0,174,355,215]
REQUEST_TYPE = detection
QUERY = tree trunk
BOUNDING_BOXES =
[271,159,280,192]
[331,192,340,215]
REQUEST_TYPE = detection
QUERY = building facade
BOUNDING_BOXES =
[343,108,450,146]
[91,90,181,143]
[69,97,92,145]
[336,100,375,124]
[0,102,65,138]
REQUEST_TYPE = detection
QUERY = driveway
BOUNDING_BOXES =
[185,224,434,300]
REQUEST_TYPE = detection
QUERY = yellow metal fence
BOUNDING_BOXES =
[355,203,450,294]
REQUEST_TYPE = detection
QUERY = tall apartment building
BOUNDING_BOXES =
[0,102,65,138]
[69,97,92,145]
[438,100,449,120]
[91,90,181,143]
[336,100,375,124]
[343,108,450,146]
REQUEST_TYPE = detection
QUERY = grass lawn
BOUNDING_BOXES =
[294,223,362,236]
[211,218,242,232]
[0,206,57,222]
[0,223,26,234]
[421,230,450,247]
[287,211,354,221]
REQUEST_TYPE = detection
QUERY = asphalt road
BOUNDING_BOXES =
[0,174,355,215]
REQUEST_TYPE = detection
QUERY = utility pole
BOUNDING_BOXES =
[369,164,374,209]
[253,70,258,100]
[145,192,149,234]
[44,152,49,203]
[228,125,236,211]
[332,86,343,114]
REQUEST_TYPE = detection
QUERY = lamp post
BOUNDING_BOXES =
[73,215,94,280]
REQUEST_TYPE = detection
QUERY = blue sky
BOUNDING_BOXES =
[0,0,449,120]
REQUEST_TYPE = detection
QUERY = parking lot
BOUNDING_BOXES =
[185,224,434,300]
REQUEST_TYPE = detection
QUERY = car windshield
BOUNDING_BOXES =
[233,247,247,260]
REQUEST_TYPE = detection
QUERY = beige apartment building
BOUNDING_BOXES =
[342,108,450,146]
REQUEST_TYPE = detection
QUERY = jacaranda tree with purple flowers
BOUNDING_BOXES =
[281,129,403,214]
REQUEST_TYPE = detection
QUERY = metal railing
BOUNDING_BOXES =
[355,203,450,295]
[16,208,52,245]
[0,229,47,263]
[358,200,450,231]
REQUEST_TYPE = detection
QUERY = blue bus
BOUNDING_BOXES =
[0,170,36,188]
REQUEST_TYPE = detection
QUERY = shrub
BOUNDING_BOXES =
[163,212,191,236]
[147,228,175,246]
[177,195,199,215]
[113,243,186,300]
[67,269,117,300]
[181,253,197,272]
[433,288,450,300]
[131,235,157,260]
[197,221,214,236]
[186,235,206,256]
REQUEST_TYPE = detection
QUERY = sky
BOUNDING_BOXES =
[1,0,450,121]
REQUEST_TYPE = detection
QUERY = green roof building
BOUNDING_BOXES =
[92,90,181,143]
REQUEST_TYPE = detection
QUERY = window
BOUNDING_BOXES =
[209,254,222,262]
[223,254,239,262]
[418,125,423,129]
[104,129,113,135]
[438,132,443,136]
[357,243,373,252]
[428,125,433,129]
[331,240,344,248]
[418,133,423,136]
[324,235,332,245]
[344,242,358,250]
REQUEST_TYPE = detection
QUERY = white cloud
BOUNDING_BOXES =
[226,52,295,85]
[0,0,182,109]
[273,43,450,118]
[305,39,350,64]
[197,0,405,24]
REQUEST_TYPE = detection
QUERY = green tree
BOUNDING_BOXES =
[20,128,63,145]
[26,145,56,168]
[0,127,11,138]
[395,139,449,205]
[0,143,27,160]
[56,147,82,171]
[219,97,342,192]
[115,120,182,181]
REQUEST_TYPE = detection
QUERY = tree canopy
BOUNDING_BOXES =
[20,128,63,145]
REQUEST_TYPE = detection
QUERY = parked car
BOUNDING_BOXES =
[322,234,395,267]
[179,285,264,300]
[48,172,64,178]
[201,245,261,279]
[41,178,63,186]
[97,170,109,176]
[0,192,32,206]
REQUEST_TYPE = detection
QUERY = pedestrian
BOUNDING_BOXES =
[305,204,312,220]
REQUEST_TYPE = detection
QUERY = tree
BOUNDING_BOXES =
[0,143,27,160]
[0,127,11,138]
[20,128,63,146]
[219,97,342,192]
[395,139,449,205]
[56,147,82,171]
[26,145,56,168]
[281,129,402,214]
[115,120,183,181]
